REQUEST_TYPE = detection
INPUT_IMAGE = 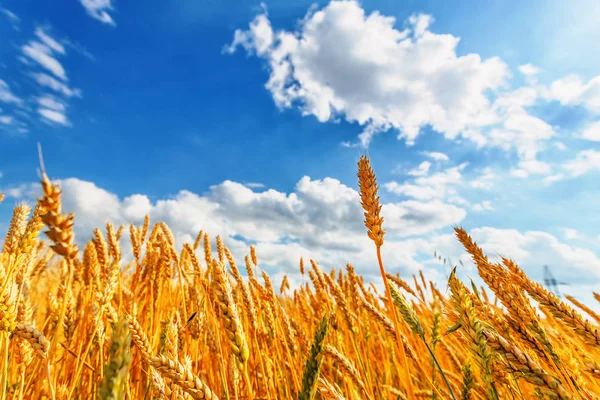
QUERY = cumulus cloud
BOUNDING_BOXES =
[562,150,600,177]
[541,148,600,183]
[79,0,116,26]
[470,168,496,190]
[582,121,600,141]
[518,63,541,85]
[518,63,540,76]
[553,142,567,151]
[1,182,40,199]
[467,227,600,284]
[510,159,552,178]
[4,176,599,298]
[2,175,468,277]
[228,0,569,171]
[407,161,431,177]
[544,174,565,184]
[547,74,600,114]
[561,228,581,241]
[227,0,508,148]
[384,162,468,201]
[489,87,555,163]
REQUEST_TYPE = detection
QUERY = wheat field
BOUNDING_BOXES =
[0,156,599,400]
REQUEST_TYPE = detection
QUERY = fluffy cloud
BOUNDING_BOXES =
[229,1,570,171]
[407,161,431,177]
[518,63,541,85]
[470,168,496,190]
[4,176,599,302]
[561,228,581,241]
[582,121,600,141]
[384,162,468,201]
[489,87,555,162]
[2,175,468,277]
[227,0,508,148]
[79,0,116,26]
[510,159,552,178]
[424,227,600,287]
[540,149,600,184]
[468,227,600,284]
[547,74,600,114]
[518,63,541,76]
[563,150,600,177]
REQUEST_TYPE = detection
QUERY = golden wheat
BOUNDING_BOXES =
[0,157,599,400]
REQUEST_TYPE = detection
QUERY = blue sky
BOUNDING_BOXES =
[1,0,600,303]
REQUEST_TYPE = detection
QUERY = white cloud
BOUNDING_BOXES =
[547,74,600,114]
[1,183,39,199]
[470,168,496,190]
[1,7,20,31]
[563,150,600,177]
[518,63,540,76]
[79,0,116,26]
[229,1,568,171]
[466,227,600,284]
[421,151,449,162]
[244,182,265,188]
[34,28,66,55]
[228,1,508,147]
[6,176,600,296]
[407,161,431,177]
[38,108,69,126]
[384,162,468,200]
[582,121,600,141]
[489,87,555,162]
[510,159,552,178]
[544,174,565,184]
[553,142,567,151]
[10,28,84,130]
[4,175,468,277]
[21,40,67,80]
[0,80,22,105]
[560,228,581,241]
[38,95,66,112]
[0,115,14,125]
[472,200,494,213]
[31,73,81,98]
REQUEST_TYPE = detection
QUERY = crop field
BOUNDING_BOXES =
[0,155,599,400]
